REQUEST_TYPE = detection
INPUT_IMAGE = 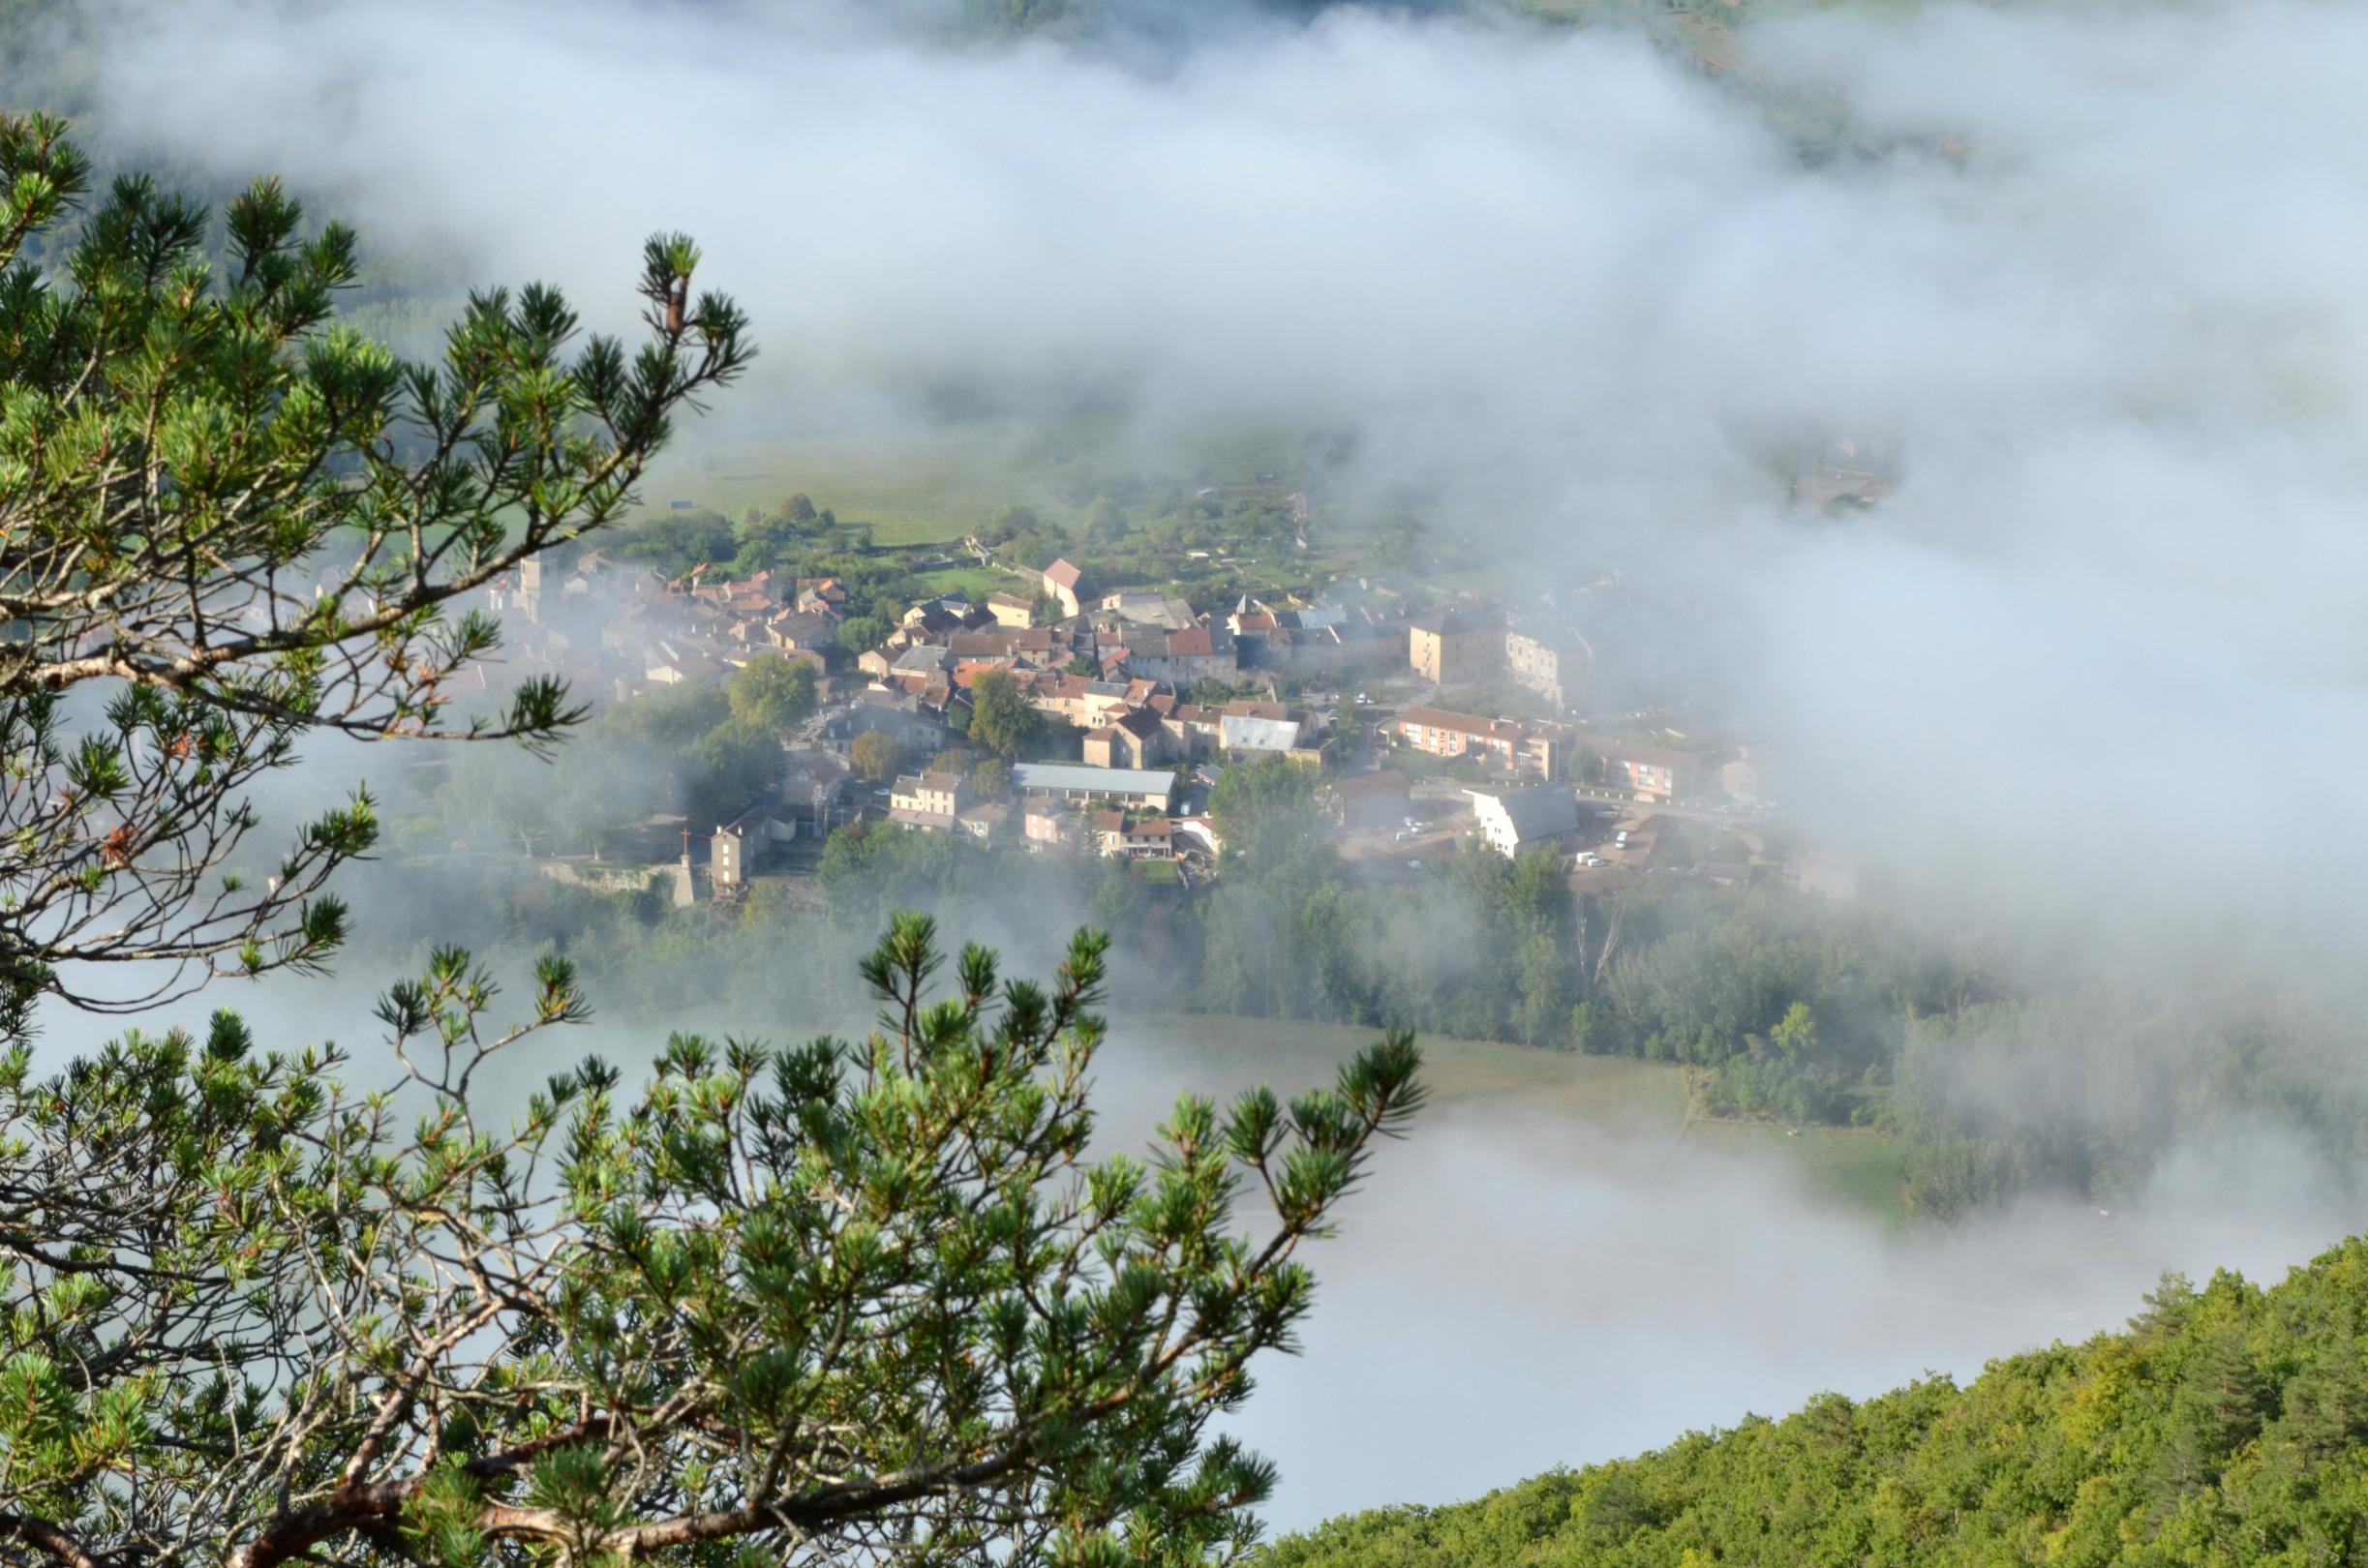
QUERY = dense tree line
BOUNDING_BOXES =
[1882,991,2368,1220]
[386,739,2368,1221]
[1198,846,2368,1218]
[1183,769,2368,1217]
[1261,1238,2368,1567]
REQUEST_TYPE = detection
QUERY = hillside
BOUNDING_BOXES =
[1262,1236,2368,1567]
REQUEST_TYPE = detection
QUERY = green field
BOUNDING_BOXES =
[910,562,1026,601]
[1105,1013,1907,1221]
[639,428,1092,546]
[1687,1119,1911,1223]
[634,417,1320,553]
[617,418,1390,614]
[1110,1012,1681,1119]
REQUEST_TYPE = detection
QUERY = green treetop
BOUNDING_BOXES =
[725,652,820,739]
[968,668,1046,760]
[0,915,1423,1566]
[1207,755,1321,859]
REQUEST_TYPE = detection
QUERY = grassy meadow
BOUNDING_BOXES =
[633,417,1312,544]
[1686,1118,1912,1224]
[1112,1012,1682,1118]
[1106,1013,1909,1223]
[909,562,1022,600]
[639,428,1093,546]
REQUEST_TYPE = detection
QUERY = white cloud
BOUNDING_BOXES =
[51,0,2368,1520]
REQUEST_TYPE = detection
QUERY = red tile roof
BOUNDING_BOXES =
[1398,706,1526,741]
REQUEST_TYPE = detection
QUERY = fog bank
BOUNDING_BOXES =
[33,0,2368,1526]
[55,0,2368,945]
[1079,1023,2358,1525]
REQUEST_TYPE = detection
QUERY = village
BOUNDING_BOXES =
[469,503,1836,907]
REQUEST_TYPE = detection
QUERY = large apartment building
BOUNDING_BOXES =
[1584,739,1702,801]
[1408,611,1499,685]
[1503,627,1594,711]
[1392,707,1561,777]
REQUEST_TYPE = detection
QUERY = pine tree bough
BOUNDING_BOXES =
[0,120,1427,1565]
[0,916,1424,1566]
[0,113,752,1032]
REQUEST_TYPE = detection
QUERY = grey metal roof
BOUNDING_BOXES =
[1013,764,1174,799]
[1482,786,1580,842]
[893,645,954,673]
[1220,714,1304,753]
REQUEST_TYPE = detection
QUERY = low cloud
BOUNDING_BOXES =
[1233,1106,2357,1526]
[38,0,2368,1523]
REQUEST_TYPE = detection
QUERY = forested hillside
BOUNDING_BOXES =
[1264,1238,2368,1567]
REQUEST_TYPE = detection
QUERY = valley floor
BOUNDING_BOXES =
[1105,1013,1909,1222]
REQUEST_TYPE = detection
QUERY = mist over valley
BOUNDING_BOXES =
[5,0,2368,1559]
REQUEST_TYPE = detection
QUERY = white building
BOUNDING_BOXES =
[1468,786,1580,859]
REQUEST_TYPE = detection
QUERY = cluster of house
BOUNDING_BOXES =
[690,752,1214,885]
[480,544,1402,762]
[882,763,1218,859]
[876,559,1390,672]
[496,535,1769,894]
[484,553,852,697]
[483,547,1616,798]
[1377,605,1755,816]
[850,569,1405,778]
